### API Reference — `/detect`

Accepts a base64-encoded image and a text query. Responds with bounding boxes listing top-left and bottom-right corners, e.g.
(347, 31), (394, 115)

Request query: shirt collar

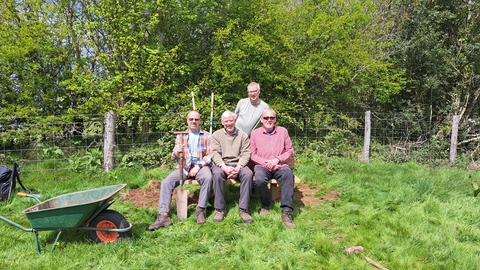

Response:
(188, 129), (204, 135)
(223, 128), (238, 136)
(263, 126), (276, 135)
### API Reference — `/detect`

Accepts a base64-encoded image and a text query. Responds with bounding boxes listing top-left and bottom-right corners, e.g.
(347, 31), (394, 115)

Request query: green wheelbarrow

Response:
(0, 184), (132, 255)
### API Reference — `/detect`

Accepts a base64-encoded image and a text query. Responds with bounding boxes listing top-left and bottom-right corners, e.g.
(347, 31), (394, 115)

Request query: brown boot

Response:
(239, 209), (253, 224)
(213, 209), (225, 223)
(146, 212), (172, 231)
(281, 210), (295, 228)
(259, 206), (270, 216)
(196, 206), (206, 224)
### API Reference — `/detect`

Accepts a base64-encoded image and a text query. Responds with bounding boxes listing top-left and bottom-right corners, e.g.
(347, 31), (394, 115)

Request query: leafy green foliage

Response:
(118, 138), (173, 169)
(68, 149), (103, 172)
(392, 0), (480, 121)
(38, 144), (65, 159)
(0, 0), (409, 153)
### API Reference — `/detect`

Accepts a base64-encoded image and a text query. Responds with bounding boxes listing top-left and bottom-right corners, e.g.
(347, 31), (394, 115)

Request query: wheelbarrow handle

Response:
(0, 215), (34, 232)
(17, 192), (42, 204)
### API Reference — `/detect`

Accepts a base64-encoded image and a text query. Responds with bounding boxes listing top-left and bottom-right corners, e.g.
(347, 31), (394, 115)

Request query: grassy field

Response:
(1, 157), (480, 269)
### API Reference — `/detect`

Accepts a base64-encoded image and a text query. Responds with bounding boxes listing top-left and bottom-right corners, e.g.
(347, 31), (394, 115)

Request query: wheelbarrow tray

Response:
(22, 184), (126, 230)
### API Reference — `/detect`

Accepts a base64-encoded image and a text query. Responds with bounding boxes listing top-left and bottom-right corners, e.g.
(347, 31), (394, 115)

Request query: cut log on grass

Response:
(344, 245), (364, 255)
(365, 256), (389, 270)
(344, 246), (389, 270)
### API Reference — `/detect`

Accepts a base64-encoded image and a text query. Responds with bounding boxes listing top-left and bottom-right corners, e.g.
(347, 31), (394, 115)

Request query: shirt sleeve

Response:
(201, 132), (212, 165)
(171, 134), (181, 160)
(234, 100), (241, 115)
(210, 132), (224, 166)
(277, 129), (294, 166)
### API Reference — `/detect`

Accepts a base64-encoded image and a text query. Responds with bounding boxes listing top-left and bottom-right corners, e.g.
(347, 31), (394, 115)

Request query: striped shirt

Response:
(172, 129), (211, 171)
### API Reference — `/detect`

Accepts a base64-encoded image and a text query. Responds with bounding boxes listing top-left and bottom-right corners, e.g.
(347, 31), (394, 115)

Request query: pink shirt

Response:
(250, 126), (294, 167)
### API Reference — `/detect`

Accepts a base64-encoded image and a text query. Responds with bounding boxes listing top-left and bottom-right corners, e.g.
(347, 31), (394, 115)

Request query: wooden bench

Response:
(183, 175), (301, 201)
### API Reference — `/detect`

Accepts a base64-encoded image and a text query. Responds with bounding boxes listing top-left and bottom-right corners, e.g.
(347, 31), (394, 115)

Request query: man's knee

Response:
(241, 167), (253, 178)
(254, 178), (267, 187)
(197, 171), (212, 183)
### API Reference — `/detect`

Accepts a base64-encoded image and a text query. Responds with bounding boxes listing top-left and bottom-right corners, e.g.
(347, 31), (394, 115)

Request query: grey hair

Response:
(248, 82), (260, 91)
(221, 110), (236, 120)
(262, 108), (276, 116)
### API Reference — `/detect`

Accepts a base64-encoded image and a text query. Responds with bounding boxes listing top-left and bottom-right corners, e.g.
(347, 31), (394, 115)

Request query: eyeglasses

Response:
(188, 118), (200, 121)
(263, 116), (276, 120)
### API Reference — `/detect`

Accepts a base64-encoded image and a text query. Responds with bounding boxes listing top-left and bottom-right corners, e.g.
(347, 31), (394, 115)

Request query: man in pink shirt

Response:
(249, 108), (295, 228)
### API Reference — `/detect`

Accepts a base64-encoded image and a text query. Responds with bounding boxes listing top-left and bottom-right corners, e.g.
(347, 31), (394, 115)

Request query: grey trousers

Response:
(212, 165), (253, 211)
(158, 167), (212, 213)
(254, 165), (294, 212)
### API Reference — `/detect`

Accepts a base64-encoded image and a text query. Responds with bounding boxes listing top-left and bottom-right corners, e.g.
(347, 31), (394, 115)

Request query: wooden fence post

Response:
(363, 110), (371, 162)
(449, 115), (460, 165)
(103, 111), (116, 172)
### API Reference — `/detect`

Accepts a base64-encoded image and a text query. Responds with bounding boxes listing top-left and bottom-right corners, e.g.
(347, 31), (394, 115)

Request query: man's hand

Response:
(222, 165), (239, 179)
(264, 158), (280, 171)
(188, 165), (200, 178)
(174, 144), (185, 156)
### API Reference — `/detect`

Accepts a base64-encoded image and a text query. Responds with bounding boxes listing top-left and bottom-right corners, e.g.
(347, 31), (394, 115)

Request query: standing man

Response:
(234, 82), (269, 136)
(147, 110), (213, 230)
(250, 108), (296, 228)
(210, 110), (254, 223)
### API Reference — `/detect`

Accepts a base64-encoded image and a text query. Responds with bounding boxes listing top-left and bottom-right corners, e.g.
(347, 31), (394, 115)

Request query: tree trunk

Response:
(450, 115), (460, 165)
(103, 111), (116, 172)
(363, 111), (371, 162)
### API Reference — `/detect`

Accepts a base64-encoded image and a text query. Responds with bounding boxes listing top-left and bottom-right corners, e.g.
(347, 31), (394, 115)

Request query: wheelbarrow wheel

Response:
(89, 210), (129, 243)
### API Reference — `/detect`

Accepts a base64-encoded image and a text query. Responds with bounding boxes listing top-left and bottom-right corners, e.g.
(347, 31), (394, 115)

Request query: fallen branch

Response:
(458, 136), (480, 146)
(365, 256), (389, 270)
(345, 245), (389, 270)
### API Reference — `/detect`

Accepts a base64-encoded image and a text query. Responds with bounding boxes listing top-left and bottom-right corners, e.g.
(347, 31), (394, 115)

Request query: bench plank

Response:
(182, 175), (301, 201)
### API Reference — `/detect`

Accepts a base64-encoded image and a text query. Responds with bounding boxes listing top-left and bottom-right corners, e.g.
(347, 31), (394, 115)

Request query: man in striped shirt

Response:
(147, 110), (213, 230)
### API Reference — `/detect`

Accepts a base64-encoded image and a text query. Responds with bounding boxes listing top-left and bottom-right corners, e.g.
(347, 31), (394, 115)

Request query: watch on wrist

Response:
(197, 163), (203, 169)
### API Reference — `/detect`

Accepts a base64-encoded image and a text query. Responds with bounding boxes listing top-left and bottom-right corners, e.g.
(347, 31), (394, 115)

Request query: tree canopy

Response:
(1, 0), (479, 127)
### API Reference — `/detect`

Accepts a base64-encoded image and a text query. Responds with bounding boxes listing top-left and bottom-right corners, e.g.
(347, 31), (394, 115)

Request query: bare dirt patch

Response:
(120, 180), (340, 209)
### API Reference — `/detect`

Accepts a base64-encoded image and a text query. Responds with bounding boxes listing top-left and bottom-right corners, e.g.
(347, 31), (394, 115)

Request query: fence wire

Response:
(1, 111), (479, 172)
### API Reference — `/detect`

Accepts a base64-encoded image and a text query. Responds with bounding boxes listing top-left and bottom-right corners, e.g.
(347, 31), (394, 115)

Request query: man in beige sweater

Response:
(210, 110), (253, 224)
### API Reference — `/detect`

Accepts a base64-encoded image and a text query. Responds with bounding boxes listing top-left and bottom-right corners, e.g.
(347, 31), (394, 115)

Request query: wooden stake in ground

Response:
(209, 92), (214, 134)
(191, 91), (196, 110)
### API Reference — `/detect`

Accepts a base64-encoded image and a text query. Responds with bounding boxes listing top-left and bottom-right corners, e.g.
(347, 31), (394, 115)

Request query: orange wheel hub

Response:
(95, 220), (119, 242)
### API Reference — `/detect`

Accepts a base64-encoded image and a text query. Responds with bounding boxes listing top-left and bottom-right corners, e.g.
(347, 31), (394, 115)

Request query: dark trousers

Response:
(212, 165), (253, 211)
(254, 165), (294, 212)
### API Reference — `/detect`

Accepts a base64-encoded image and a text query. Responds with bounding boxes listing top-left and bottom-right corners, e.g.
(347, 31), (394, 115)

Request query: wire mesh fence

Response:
(1, 110), (478, 173)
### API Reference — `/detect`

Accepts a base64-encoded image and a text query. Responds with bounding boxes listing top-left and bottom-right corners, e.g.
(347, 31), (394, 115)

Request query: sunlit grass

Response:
(1, 158), (480, 269)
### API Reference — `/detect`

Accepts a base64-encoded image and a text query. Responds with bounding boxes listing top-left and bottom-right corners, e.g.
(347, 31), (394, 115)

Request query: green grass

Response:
(2, 158), (480, 269)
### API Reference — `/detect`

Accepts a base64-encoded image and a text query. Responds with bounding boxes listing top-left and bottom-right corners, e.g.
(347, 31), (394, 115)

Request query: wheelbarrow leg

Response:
(33, 230), (41, 255)
(51, 230), (62, 252)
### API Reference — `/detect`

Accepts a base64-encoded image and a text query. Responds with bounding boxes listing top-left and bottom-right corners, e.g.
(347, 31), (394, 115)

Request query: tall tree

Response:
(0, 0), (72, 118)
(62, 0), (184, 118)
(394, 0), (480, 121)
(207, 0), (405, 116)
